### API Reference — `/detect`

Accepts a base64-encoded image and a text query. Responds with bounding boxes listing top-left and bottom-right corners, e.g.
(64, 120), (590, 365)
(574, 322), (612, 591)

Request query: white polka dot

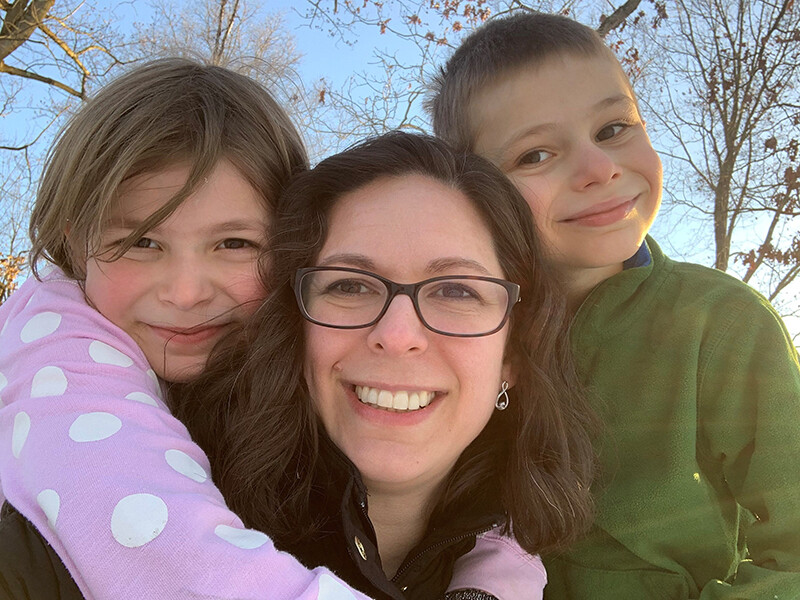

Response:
(146, 369), (159, 384)
(125, 391), (159, 407)
(68, 412), (122, 442)
(20, 312), (62, 343)
(89, 340), (134, 367)
(12, 411), (31, 458)
(0, 371), (6, 406)
(37, 489), (60, 529)
(111, 493), (168, 548)
(165, 449), (208, 483)
(318, 574), (357, 599)
(214, 524), (269, 549)
(30, 366), (68, 398)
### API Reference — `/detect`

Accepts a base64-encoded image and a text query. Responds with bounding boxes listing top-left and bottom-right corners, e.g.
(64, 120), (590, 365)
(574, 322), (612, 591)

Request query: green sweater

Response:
(543, 237), (800, 599)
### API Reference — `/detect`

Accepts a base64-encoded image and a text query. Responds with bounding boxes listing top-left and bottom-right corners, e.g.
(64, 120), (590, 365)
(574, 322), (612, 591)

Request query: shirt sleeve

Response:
(447, 528), (546, 600)
(0, 270), (372, 600)
(697, 291), (800, 599)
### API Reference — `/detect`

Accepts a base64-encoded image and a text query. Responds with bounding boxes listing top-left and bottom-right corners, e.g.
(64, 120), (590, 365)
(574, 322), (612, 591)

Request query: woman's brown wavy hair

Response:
(174, 132), (596, 555)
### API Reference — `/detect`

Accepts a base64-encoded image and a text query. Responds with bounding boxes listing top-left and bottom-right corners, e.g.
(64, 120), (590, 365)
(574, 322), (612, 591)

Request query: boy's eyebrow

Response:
(497, 93), (637, 152)
(317, 254), (492, 275)
(594, 94), (637, 112)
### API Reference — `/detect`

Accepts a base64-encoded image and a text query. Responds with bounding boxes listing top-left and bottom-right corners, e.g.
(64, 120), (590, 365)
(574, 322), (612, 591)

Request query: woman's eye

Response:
(132, 237), (158, 249)
(327, 279), (372, 295)
(516, 149), (552, 166)
(433, 283), (481, 301)
(219, 238), (256, 250)
(596, 123), (628, 142)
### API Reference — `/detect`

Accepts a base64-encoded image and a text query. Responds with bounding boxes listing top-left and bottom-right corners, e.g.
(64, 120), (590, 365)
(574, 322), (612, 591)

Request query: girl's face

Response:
(303, 174), (513, 497)
(84, 159), (267, 382)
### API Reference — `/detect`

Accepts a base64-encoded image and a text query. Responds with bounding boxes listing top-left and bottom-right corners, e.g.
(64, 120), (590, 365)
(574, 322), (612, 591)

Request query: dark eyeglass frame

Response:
(294, 266), (521, 338)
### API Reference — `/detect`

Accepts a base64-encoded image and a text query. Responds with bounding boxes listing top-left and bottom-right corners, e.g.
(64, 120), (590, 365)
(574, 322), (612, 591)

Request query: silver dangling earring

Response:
(495, 381), (510, 411)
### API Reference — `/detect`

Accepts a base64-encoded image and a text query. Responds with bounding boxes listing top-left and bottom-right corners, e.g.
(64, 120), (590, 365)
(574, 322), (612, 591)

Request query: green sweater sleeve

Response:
(697, 292), (800, 599)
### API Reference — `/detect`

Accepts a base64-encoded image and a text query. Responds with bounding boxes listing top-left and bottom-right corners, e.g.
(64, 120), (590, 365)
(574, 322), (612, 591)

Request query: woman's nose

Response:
(366, 294), (429, 355)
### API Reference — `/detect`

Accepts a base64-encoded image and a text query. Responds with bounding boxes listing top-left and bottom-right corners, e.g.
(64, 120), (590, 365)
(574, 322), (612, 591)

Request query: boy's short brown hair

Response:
(30, 58), (308, 279)
(427, 12), (619, 151)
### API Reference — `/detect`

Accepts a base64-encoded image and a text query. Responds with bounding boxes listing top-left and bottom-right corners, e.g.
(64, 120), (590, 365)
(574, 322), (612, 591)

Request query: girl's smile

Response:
(84, 159), (266, 382)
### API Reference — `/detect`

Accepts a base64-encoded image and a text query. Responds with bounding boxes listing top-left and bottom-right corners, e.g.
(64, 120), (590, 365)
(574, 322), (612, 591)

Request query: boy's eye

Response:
(218, 238), (257, 250)
(596, 123), (628, 142)
(132, 237), (159, 249)
(516, 149), (552, 166)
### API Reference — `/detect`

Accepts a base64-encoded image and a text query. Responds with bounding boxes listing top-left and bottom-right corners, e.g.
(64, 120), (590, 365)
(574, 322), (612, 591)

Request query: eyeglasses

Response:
(294, 267), (520, 338)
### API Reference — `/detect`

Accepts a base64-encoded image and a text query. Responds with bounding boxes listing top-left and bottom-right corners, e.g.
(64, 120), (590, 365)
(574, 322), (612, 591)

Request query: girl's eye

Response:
(219, 238), (256, 250)
(132, 237), (159, 249)
(516, 149), (552, 166)
(596, 123), (628, 142)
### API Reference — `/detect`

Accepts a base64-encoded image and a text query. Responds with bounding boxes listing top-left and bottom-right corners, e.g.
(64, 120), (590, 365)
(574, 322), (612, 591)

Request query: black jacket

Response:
(0, 502), (83, 600)
(279, 446), (504, 600)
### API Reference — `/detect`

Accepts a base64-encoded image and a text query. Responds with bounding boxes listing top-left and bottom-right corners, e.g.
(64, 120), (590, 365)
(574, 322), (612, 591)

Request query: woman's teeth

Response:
(355, 385), (434, 411)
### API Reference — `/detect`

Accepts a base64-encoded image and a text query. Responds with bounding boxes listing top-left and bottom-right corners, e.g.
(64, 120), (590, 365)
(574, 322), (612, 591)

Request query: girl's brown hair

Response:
(29, 57), (308, 279)
(175, 132), (596, 555)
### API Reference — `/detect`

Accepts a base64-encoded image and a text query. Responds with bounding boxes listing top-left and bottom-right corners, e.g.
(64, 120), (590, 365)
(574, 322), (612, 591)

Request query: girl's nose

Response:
(157, 258), (217, 310)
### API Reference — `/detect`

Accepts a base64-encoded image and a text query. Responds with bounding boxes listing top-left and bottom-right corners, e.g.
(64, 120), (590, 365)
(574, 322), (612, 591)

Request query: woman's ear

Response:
(501, 360), (516, 389)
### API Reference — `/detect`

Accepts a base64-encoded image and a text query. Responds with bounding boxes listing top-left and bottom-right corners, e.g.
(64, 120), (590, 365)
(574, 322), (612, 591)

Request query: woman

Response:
(175, 132), (597, 599)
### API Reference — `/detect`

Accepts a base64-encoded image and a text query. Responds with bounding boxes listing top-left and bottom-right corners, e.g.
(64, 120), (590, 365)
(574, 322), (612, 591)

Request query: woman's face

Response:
(303, 174), (513, 497)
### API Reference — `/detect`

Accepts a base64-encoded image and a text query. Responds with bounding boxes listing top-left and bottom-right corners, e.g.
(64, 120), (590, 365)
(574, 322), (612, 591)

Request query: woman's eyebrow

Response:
(317, 253), (376, 270)
(427, 257), (491, 275)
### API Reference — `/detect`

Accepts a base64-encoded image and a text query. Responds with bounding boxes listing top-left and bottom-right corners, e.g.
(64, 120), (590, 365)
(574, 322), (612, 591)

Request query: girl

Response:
(173, 132), (598, 599)
(0, 58), (372, 599)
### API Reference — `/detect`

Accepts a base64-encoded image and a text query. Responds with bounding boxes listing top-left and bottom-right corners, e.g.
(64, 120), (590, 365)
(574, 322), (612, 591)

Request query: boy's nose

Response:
(366, 295), (429, 355)
(157, 259), (216, 310)
(571, 144), (621, 189)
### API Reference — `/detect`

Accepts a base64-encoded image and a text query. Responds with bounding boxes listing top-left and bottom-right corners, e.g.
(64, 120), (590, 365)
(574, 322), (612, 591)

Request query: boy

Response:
(429, 12), (800, 599)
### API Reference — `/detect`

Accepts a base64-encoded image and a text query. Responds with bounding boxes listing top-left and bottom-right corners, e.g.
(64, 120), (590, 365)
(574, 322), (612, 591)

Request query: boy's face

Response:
(84, 160), (267, 383)
(470, 53), (662, 298)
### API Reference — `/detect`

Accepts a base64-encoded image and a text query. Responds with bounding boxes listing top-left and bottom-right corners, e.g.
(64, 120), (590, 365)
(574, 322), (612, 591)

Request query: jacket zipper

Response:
(390, 521), (499, 584)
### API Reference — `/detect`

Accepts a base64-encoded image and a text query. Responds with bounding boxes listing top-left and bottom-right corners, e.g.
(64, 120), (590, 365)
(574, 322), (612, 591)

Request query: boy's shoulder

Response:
(657, 244), (772, 313)
(645, 239), (789, 343)
(578, 238), (785, 343)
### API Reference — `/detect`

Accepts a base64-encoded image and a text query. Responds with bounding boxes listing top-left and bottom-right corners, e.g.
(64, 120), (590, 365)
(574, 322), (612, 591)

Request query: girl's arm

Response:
(0, 269), (370, 600)
(446, 527), (546, 600)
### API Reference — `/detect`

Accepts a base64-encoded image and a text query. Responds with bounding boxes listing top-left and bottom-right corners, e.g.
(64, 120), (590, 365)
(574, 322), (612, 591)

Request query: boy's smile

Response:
(470, 53), (663, 300)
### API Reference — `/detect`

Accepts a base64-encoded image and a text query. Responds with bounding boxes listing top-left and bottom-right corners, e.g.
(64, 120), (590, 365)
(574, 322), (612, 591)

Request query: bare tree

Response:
(0, 0), (318, 302)
(638, 0), (800, 314)
(298, 0), (643, 151)
(133, 0), (333, 159)
(0, 0), (130, 296)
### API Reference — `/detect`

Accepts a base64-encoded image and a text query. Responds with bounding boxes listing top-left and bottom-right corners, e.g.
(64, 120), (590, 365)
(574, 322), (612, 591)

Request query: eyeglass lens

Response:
(298, 269), (511, 335)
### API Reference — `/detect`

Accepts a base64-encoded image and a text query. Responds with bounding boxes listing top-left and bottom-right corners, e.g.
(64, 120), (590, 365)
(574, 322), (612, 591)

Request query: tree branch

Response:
(597, 0), (643, 37)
